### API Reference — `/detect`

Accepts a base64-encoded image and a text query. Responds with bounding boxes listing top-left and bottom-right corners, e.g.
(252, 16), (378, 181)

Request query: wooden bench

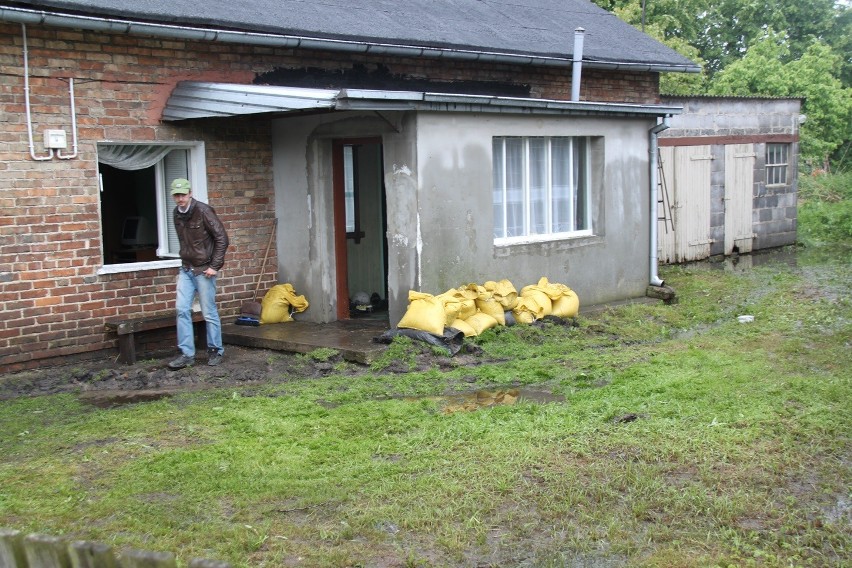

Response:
(105, 312), (205, 364)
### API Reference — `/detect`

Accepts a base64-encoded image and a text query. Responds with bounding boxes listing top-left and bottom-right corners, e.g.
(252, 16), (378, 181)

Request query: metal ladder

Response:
(657, 148), (674, 233)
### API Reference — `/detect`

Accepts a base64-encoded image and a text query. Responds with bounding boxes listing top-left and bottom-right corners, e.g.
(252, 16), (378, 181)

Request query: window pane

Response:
(505, 138), (524, 238)
(492, 138), (505, 239)
(766, 143), (788, 185)
(551, 138), (571, 232)
(529, 138), (548, 235)
(574, 139), (588, 230)
(492, 135), (592, 241)
(343, 146), (356, 232)
(164, 149), (189, 254)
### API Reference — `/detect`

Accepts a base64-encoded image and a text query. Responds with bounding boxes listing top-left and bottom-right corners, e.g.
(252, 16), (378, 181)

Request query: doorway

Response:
(332, 138), (389, 320)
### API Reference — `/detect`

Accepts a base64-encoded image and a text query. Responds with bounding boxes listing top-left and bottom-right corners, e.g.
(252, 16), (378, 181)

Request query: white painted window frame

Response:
(493, 136), (592, 246)
(766, 143), (789, 186)
(96, 141), (207, 275)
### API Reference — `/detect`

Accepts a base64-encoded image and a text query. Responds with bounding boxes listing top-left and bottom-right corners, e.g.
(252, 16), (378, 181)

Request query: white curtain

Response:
(97, 144), (172, 171)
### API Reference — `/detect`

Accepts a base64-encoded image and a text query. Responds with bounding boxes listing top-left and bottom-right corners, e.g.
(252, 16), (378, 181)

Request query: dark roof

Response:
(2, 0), (700, 72)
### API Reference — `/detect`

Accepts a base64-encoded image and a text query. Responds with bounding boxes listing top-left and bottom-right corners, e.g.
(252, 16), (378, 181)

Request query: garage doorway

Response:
(332, 138), (388, 320)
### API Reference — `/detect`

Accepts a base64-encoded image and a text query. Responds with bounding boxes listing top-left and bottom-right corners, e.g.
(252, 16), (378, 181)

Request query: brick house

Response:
(0, 0), (699, 371)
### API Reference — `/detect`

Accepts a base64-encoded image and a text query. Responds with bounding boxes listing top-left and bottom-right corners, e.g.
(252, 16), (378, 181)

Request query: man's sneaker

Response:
(168, 354), (195, 370)
(207, 349), (223, 366)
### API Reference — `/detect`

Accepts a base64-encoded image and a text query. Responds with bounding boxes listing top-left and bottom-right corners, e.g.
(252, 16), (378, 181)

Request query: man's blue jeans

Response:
(176, 268), (223, 357)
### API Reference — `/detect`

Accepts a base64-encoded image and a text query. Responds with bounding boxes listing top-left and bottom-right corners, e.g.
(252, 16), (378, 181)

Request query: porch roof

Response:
(162, 82), (684, 122)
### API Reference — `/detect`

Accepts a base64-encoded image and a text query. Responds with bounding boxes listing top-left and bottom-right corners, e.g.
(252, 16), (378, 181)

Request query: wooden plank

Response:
(23, 534), (71, 568)
(68, 541), (119, 568)
(105, 313), (204, 335)
(119, 550), (177, 568)
(188, 559), (232, 568)
(0, 528), (27, 568)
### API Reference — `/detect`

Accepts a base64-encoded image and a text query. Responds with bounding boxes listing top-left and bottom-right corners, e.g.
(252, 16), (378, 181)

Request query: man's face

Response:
(173, 191), (192, 208)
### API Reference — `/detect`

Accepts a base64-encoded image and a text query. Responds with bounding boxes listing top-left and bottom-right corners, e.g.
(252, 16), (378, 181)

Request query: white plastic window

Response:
(493, 136), (591, 243)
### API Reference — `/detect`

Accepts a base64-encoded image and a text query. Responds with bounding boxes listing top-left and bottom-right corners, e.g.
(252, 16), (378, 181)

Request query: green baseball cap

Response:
(170, 178), (192, 195)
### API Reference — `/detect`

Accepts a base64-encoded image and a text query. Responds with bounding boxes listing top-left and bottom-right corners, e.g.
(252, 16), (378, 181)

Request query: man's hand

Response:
(204, 267), (218, 278)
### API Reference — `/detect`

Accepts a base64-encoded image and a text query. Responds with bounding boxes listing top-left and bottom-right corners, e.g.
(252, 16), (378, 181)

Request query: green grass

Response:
(1, 244), (850, 567)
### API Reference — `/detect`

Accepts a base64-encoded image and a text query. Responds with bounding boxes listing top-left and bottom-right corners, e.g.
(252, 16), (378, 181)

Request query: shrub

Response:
(797, 171), (852, 245)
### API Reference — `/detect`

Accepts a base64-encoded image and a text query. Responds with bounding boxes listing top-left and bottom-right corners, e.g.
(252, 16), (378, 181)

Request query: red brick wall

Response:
(0, 22), (659, 370)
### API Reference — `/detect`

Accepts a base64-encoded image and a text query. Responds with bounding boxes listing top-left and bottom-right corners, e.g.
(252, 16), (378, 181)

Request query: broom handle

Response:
(254, 218), (277, 301)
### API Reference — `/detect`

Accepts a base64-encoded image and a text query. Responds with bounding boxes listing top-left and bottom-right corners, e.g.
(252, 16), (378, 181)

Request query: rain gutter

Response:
(0, 5), (702, 73)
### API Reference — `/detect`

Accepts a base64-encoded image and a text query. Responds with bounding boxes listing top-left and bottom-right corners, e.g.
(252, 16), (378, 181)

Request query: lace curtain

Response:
(97, 144), (173, 171)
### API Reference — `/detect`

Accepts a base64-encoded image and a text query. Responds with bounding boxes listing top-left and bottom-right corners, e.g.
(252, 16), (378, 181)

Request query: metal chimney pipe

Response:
(571, 27), (585, 102)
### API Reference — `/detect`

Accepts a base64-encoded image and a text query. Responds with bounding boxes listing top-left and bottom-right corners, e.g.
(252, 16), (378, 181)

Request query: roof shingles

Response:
(6, 0), (700, 70)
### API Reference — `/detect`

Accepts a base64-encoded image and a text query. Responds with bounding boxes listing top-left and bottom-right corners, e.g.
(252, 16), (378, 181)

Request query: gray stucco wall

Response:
(272, 111), (406, 322)
(412, 113), (656, 317)
(273, 110), (658, 325)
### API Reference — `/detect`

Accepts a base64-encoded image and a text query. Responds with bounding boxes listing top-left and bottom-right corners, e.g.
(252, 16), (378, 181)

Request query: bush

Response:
(798, 171), (852, 245)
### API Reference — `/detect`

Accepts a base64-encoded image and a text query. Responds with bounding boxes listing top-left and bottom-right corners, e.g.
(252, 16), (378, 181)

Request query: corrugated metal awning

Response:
(163, 83), (339, 121)
(162, 82), (683, 121)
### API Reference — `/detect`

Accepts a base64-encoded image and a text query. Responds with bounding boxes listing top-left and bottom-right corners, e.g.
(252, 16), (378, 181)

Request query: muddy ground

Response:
(0, 336), (495, 404)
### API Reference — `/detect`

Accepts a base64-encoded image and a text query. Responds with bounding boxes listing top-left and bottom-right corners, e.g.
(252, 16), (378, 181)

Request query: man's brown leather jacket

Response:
(173, 199), (229, 273)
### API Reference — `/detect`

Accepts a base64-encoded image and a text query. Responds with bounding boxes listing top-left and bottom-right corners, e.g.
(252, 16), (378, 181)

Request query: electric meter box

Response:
(44, 129), (67, 149)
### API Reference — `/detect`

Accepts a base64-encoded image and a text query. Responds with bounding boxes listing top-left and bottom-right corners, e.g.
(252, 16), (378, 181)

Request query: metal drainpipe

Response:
(57, 77), (78, 159)
(571, 28), (585, 102)
(22, 23), (53, 161)
(648, 116), (670, 287)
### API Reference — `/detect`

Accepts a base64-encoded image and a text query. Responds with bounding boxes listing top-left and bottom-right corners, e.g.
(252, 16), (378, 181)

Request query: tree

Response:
(592, 0), (851, 85)
(592, 0), (852, 166)
(709, 34), (852, 165)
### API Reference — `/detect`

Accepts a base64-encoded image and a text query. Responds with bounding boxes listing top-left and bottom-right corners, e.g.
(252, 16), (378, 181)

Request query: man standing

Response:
(168, 178), (229, 370)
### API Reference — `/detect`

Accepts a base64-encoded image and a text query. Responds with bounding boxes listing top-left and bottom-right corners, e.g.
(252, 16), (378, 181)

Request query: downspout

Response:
(22, 23), (53, 161)
(648, 116), (669, 286)
(571, 28), (585, 102)
(57, 78), (78, 159)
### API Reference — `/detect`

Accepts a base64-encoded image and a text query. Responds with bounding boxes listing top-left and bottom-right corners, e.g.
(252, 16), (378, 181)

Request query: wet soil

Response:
(0, 340), (490, 402)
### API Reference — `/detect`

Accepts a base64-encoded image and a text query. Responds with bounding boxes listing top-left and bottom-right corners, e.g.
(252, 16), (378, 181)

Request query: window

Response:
(492, 136), (591, 243)
(97, 142), (207, 268)
(766, 143), (789, 185)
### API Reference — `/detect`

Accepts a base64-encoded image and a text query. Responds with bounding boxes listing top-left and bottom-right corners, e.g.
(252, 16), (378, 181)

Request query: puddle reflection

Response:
(80, 389), (176, 408)
(414, 388), (565, 414)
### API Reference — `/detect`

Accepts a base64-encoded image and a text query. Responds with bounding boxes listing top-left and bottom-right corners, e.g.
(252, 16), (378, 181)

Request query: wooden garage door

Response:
(658, 145), (713, 263)
(724, 144), (755, 254)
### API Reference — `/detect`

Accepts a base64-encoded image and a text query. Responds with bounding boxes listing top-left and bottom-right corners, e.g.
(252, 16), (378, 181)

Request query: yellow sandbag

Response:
(458, 284), (482, 299)
(260, 283), (309, 324)
(484, 279), (518, 310)
(530, 277), (567, 300)
(551, 288), (580, 318)
(512, 296), (544, 324)
(449, 318), (477, 337)
(439, 288), (477, 320)
(465, 312), (499, 335)
(439, 294), (462, 325)
(398, 291), (445, 335)
(475, 296), (506, 326)
(520, 287), (552, 316)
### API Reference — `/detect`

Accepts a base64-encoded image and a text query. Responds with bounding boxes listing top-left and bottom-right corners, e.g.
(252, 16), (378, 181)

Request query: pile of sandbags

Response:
(397, 277), (579, 337)
(259, 283), (310, 324)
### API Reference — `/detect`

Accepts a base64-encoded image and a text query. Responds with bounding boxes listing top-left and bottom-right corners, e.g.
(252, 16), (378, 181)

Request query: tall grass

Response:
(798, 171), (852, 245)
